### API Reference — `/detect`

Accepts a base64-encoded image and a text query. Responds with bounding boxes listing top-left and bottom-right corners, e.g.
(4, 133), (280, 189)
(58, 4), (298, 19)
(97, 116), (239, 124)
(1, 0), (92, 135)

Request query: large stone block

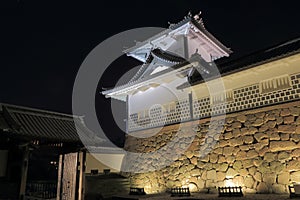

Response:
(206, 180), (216, 188)
(255, 112), (265, 119)
(184, 151), (194, 159)
(243, 159), (254, 168)
(190, 157), (198, 166)
(229, 137), (244, 146)
(239, 145), (250, 151)
(269, 141), (298, 152)
(213, 147), (223, 155)
(218, 155), (226, 163)
(290, 107), (300, 116)
(257, 182), (269, 193)
(244, 135), (254, 144)
(258, 162), (271, 173)
(259, 124), (269, 132)
(239, 168), (249, 176)
(284, 116), (295, 124)
(264, 152), (277, 162)
(287, 160), (300, 171)
(232, 175), (244, 186)
(267, 121), (277, 129)
(247, 114), (257, 121)
(240, 128), (249, 136)
(226, 168), (238, 178)
(236, 151), (247, 160)
(254, 139), (269, 151)
(224, 132), (233, 140)
(258, 146), (269, 157)
(296, 126), (300, 134)
(253, 172), (262, 182)
(237, 115), (247, 123)
(233, 129), (242, 137)
(219, 140), (229, 147)
(223, 146), (235, 156)
(276, 116), (284, 125)
(292, 149), (300, 157)
(296, 117), (300, 125)
(252, 118), (264, 127)
(277, 125), (296, 133)
(278, 152), (291, 162)
(196, 179), (205, 189)
(216, 171), (226, 181)
(270, 161), (284, 173)
(277, 172), (290, 185)
(280, 133), (290, 141)
(254, 132), (268, 141)
(248, 127), (258, 134)
(247, 168), (255, 177)
(269, 132), (280, 140)
(190, 168), (201, 176)
(291, 171), (300, 182)
(217, 163), (229, 172)
(226, 155), (235, 163)
(280, 108), (291, 117)
(207, 170), (217, 180)
(247, 150), (258, 159)
(262, 173), (276, 184)
(233, 160), (243, 170)
(265, 113), (276, 121)
(253, 157), (263, 167)
(244, 176), (255, 188)
(232, 122), (242, 129)
(272, 184), (286, 194)
(291, 134), (300, 142)
(209, 153), (218, 163)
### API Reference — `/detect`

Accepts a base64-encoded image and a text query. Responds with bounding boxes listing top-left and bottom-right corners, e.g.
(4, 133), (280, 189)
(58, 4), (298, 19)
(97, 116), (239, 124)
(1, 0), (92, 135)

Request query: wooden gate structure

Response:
(57, 152), (86, 200)
(0, 103), (102, 200)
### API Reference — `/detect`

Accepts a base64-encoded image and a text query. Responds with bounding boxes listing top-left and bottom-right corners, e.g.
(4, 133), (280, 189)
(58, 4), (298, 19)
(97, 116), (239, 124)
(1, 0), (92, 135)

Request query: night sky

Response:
(1, 1), (300, 145)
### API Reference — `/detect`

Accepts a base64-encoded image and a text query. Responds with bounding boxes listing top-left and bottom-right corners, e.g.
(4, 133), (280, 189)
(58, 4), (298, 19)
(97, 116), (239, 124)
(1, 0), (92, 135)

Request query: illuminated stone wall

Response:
(124, 101), (300, 194)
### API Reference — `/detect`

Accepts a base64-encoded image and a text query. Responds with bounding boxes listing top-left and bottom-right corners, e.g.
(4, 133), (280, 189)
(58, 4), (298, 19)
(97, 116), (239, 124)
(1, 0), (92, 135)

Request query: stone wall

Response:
(124, 101), (300, 194)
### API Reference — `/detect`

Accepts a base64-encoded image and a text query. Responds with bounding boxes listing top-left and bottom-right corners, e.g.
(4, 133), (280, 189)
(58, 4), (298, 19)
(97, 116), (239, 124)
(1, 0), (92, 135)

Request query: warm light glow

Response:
(224, 179), (235, 187)
(188, 183), (198, 192)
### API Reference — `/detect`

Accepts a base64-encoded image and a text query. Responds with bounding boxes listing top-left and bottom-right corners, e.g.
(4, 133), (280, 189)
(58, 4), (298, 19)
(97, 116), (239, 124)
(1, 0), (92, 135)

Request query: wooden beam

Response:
(19, 145), (30, 200)
(56, 154), (64, 200)
(78, 151), (86, 200)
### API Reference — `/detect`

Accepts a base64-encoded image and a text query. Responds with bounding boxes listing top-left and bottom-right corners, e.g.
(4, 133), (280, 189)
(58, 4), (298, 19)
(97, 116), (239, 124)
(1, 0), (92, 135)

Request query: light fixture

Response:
(218, 186), (243, 197)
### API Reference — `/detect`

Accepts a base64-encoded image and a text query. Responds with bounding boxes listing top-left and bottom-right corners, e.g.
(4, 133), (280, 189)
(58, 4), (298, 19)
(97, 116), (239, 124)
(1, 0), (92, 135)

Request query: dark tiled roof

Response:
(177, 37), (300, 89)
(218, 37), (300, 74)
(0, 103), (105, 145)
(0, 111), (9, 131)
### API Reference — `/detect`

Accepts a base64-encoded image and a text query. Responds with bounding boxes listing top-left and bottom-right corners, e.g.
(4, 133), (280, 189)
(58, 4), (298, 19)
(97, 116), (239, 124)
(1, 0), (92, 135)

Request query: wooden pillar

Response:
(78, 151), (86, 200)
(19, 145), (30, 200)
(189, 92), (193, 119)
(56, 154), (64, 200)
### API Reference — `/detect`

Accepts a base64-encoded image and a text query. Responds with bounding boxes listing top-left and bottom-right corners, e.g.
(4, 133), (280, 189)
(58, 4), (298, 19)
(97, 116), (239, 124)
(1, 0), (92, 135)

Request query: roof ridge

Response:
(216, 36), (300, 66)
(0, 103), (80, 119)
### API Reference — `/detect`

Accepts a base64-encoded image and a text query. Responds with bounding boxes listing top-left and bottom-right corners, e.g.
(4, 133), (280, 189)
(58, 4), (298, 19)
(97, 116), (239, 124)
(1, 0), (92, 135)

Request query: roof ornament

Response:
(193, 11), (202, 21)
(168, 21), (175, 27)
(184, 11), (192, 19)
